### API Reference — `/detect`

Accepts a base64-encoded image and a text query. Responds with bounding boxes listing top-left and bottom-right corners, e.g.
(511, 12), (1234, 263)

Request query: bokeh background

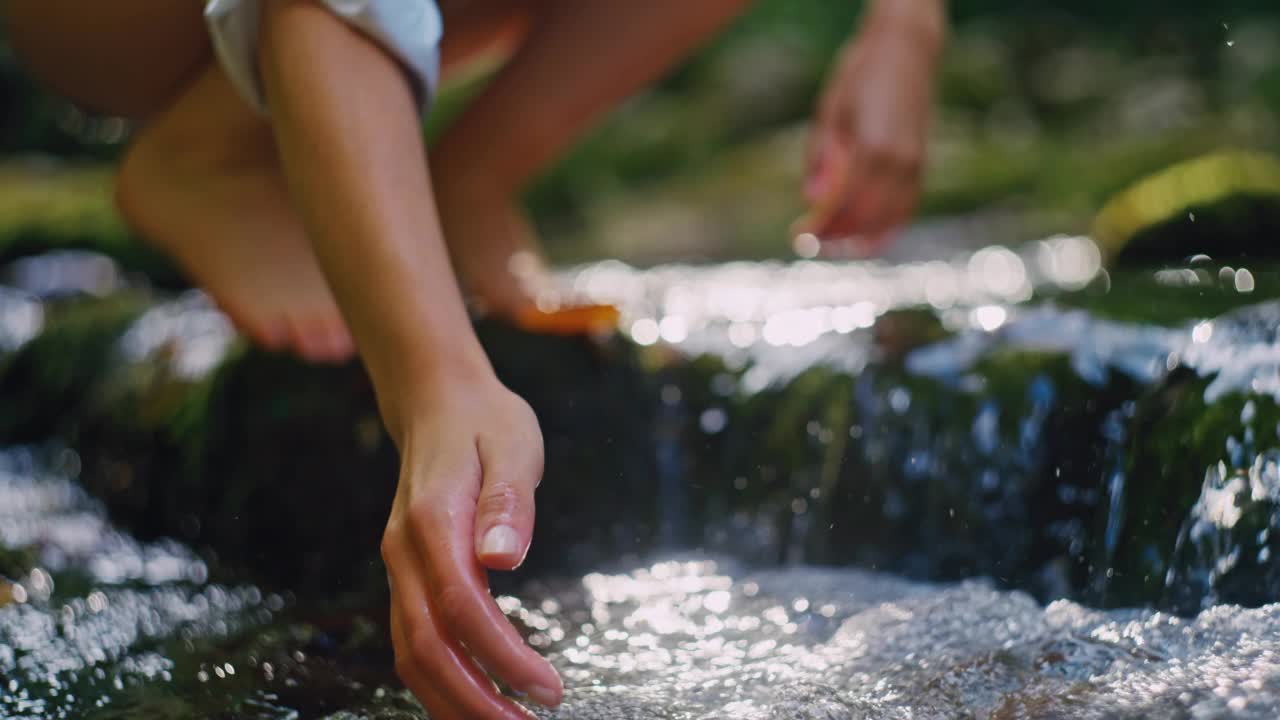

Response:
(1, 0), (1277, 271)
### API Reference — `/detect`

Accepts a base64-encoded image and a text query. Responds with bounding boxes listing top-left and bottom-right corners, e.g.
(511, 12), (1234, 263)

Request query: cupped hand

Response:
(380, 375), (561, 719)
(796, 6), (944, 257)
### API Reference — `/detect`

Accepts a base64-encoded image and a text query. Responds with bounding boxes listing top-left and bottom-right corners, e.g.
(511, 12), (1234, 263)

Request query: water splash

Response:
(1182, 301), (1280, 403)
(508, 559), (1280, 719)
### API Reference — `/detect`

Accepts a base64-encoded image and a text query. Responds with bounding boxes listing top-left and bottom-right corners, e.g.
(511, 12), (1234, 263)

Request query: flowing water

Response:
(1, 241), (1279, 718)
(2, 449), (1280, 719)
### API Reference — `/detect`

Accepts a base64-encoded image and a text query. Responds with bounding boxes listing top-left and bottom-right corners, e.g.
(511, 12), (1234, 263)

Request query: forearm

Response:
(257, 0), (488, 438)
(865, 0), (947, 55)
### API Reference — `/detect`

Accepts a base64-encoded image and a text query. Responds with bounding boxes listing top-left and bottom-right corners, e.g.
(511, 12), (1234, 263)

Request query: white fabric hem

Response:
(204, 0), (442, 116)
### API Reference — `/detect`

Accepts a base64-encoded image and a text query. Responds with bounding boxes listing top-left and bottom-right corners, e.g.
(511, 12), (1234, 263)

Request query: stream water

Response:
(2, 447), (1280, 719)
(1, 240), (1279, 718)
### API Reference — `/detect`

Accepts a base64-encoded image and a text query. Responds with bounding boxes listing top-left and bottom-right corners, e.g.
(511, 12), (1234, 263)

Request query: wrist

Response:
(865, 0), (947, 56)
(371, 334), (498, 448)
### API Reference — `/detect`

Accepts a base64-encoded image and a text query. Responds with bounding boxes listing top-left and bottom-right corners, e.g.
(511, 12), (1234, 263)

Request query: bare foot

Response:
(432, 174), (615, 337)
(116, 68), (354, 363)
(433, 173), (550, 319)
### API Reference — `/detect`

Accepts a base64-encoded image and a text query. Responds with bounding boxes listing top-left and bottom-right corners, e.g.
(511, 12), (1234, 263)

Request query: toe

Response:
(297, 316), (354, 364)
(256, 317), (291, 353)
(314, 320), (353, 364)
(219, 302), (287, 352)
(286, 315), (332, 363)
(327, 321), (357, 362)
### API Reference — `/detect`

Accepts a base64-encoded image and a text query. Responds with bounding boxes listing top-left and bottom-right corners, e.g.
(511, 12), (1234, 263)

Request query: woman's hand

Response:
(254, 3), (560, 716)
(380, 373), (562, 719)
(796, 0), (945, 256)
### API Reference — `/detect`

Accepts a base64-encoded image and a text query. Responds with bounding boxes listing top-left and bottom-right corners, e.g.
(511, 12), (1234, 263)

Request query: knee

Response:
(439, 0), (534, 78)
(1, 0), (211, 118)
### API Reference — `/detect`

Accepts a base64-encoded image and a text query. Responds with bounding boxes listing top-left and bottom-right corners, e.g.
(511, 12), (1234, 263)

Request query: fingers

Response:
(798, 33), (926, 255)
(810, 151), (881, 241)
(801, 142), (921, 254)
(793, 136), (850, 240)
(474, 423), (544, 570)
(384, 536), (536, 719)
(389, 601), (460, 720)
(862, 178), (918, 254)
(406, 453), (563, 708)
(805, 122), (847, 207)
(804, 55), (854, 208)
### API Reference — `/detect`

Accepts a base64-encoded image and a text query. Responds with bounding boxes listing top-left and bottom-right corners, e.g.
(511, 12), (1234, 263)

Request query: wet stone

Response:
(1086, 302), (1280, 611)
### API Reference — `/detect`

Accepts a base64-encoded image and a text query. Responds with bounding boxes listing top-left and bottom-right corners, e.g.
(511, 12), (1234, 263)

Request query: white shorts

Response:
(204, 0), (443, 115)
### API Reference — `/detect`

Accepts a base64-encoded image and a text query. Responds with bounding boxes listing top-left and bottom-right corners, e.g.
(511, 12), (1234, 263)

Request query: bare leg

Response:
(431, 0), (750, 318)
(255, 2), (563, 713)
(2, 0), (529, 360)
(115, 63), (356, 358)
(5, 0), (747, 342)
(437, 0), (533, 76)
(3, 0), (354, 358)
(2, 0), (210, 118)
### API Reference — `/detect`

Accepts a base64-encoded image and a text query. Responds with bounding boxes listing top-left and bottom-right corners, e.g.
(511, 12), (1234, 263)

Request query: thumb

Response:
(473, 430), (543, 571)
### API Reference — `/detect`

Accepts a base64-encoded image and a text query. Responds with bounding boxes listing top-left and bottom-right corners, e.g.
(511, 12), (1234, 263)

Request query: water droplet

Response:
(1235, 268), (1255, 293)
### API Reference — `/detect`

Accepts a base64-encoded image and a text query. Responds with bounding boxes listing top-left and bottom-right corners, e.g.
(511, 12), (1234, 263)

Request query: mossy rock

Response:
(1095, 151), (1280, 265)
(1084, 302), (1280, 612)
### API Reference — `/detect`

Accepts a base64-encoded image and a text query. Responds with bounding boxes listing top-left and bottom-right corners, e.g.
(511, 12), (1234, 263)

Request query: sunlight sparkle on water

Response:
(119, 292), (235, 379)
(972, 305), (1008, 332)
(629, 318), (660, 346)
(564, 236), (1105, 387)
(1193, 321), (1215, 344)
(0, 288), (43, 353)
(1237, 268), (1257, 293)
(485, 558), (1280, 718)
(659, 315), (689, 344)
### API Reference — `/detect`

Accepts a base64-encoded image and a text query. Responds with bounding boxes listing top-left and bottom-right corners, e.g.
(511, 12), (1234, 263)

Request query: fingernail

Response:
(525, 683), (560, 708)
(480, 525), (520, 557)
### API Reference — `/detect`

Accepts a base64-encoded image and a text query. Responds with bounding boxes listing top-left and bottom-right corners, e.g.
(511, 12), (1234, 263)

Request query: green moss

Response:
(0, 293), (149, 440)
(1093, 378), (1280, 611)
(1095, 152), (1280, 260)
(0, 164), (181, 284)
(1051, 265), (1280, 327)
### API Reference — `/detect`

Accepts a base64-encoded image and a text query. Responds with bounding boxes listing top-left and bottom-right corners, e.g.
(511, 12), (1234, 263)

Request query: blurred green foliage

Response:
(1, 1), (1278, 268)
